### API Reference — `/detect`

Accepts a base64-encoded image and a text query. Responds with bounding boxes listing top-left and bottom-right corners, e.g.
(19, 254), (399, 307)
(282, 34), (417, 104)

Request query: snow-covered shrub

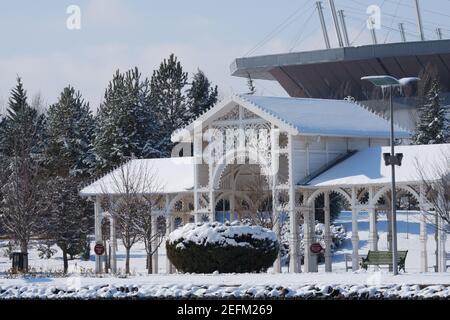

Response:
(280, 222), (347, 265)
(37, 242), (57, 259)
(166, 221), (279, 273)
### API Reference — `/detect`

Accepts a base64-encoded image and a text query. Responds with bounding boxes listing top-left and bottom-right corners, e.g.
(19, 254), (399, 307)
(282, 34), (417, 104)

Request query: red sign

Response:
(310, 243), (323, 254)
(94, 243), (105, 255)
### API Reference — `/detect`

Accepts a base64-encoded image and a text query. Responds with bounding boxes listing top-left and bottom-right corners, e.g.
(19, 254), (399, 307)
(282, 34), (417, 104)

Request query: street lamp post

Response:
(361, 75), (419, 275)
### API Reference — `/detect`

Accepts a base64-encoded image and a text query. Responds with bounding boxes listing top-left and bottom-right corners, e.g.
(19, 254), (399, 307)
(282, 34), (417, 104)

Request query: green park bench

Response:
(361, 250), (408, 272)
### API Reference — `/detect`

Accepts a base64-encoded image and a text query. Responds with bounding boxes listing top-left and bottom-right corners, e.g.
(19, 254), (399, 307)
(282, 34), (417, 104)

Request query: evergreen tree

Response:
(94, 67), (155, 172)
(150, 54), (189, 156)
(43, 176), (90, 273)
(187, 69), (218, 118)
(46, 86), (95, 178)
(0, 78), (46, 262)
(44, 86), (95, 262)
(0, 78), (45, 158)
(412, 80), (449, 144)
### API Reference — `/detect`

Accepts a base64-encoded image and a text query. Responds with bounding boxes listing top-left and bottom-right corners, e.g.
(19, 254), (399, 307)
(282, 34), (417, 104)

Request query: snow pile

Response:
(168, 221), (277, 250)
(0, 282), (449, 299)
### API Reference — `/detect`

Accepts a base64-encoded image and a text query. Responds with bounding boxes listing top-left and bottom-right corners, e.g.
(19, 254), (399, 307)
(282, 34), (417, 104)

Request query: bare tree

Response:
(102, 160), (164, 274)
(236, 171), (272, 228)
(234, 166), (289, 230)
(136, 193), (165, 274)
(1, 160), (44, 259)
(416, 151), (450, 230)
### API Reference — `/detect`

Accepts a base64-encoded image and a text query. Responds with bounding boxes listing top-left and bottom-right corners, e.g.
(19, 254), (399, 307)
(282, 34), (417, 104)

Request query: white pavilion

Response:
(80, 94), (449, 274)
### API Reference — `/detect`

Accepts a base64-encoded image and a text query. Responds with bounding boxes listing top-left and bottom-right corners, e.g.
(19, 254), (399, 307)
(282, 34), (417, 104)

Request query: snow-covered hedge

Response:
(166, 221), (279, 273)
(280, 222), (348, 265)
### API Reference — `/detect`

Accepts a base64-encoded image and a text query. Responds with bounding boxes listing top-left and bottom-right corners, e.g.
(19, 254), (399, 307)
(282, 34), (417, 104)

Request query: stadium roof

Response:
(231, 40), (450, 99)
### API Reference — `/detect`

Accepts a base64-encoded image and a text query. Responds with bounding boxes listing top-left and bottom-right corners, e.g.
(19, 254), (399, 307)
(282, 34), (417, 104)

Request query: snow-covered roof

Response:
(304, 144), (450, 187)
(239, 95), (410, 138)
(172, 95), (410, 142)
(79, 157), (195, 196)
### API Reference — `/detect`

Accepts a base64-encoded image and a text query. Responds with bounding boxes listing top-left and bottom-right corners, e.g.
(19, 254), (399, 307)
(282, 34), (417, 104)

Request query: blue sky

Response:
(1, 0), (449, 110)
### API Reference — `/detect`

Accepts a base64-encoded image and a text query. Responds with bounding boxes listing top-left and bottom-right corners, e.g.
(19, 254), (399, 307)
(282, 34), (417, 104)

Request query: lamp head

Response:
(361, 75), (420, 87)
(361, 75), (400, 86)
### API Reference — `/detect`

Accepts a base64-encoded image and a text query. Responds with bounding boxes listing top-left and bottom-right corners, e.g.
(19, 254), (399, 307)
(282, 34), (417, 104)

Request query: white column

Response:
(387, 208), (393, 251)
(288, 134), (300, 273)
(110, 215), (117, 274)
(385, 194), (392, 251)
(420, 209), (428, 272)
(193, 165), (200, 223)
(324, 191), (332, 272)
(94, 197), (103, 274)
(368, 206), (378, 251)
(271, 125), (281, 273)
(209, 190), (215, 222)
(437, 194), (447, 273)
(437, 214), (443, 272)
(272, 197), (281, 273)
(289, 209), (300, 273)
(440, 222), (447, 273)
(166, 215), (174, 274)
(310, 200), (318, 272)
(207, 122), (215, 223)
(351, 187), (360, 271)
(230, 168), (236, 220)
(419, 185), (428, 272)
(193, 121), (201, 223)
(151, 215), (159, 274)
(368, 187), (378, 252)
(303, 206), (312, 273)
(230, 194), (235, 220)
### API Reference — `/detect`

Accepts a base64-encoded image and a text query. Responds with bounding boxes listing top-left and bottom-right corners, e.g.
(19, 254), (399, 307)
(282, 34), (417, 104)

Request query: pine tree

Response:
(0, 78), (46, 262)
(44, 86), (95, 262)
(46, 86), (95, 178)
(1, 78), (45, 158)
(94, 67), (155, 172)
(187, 69), (218, 118)
(412, 80), (449, 144)
(43, 176), (90, 273)
(150, 54), (189, 156)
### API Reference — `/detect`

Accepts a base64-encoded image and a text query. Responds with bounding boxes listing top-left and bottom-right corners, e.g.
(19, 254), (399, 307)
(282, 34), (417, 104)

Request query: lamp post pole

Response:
(389, 85), (399, 275)
(361, 75), (419, 275)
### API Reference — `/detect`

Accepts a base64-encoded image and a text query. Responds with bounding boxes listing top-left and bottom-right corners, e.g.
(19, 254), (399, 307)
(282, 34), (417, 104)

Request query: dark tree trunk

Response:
(108, 244), (111, 271)
(147, 253), (152, 274)
(103, 239), (109, 273)
(20, 241), (27, 254)
(125, 247), (130, 274)
(62, 247), (68, 274)
(20, 241), (29, 272)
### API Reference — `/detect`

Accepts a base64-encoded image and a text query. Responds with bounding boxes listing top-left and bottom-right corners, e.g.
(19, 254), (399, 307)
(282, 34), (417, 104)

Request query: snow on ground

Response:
(0, 211), (449, 299)
(326, 210), (449, 273)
